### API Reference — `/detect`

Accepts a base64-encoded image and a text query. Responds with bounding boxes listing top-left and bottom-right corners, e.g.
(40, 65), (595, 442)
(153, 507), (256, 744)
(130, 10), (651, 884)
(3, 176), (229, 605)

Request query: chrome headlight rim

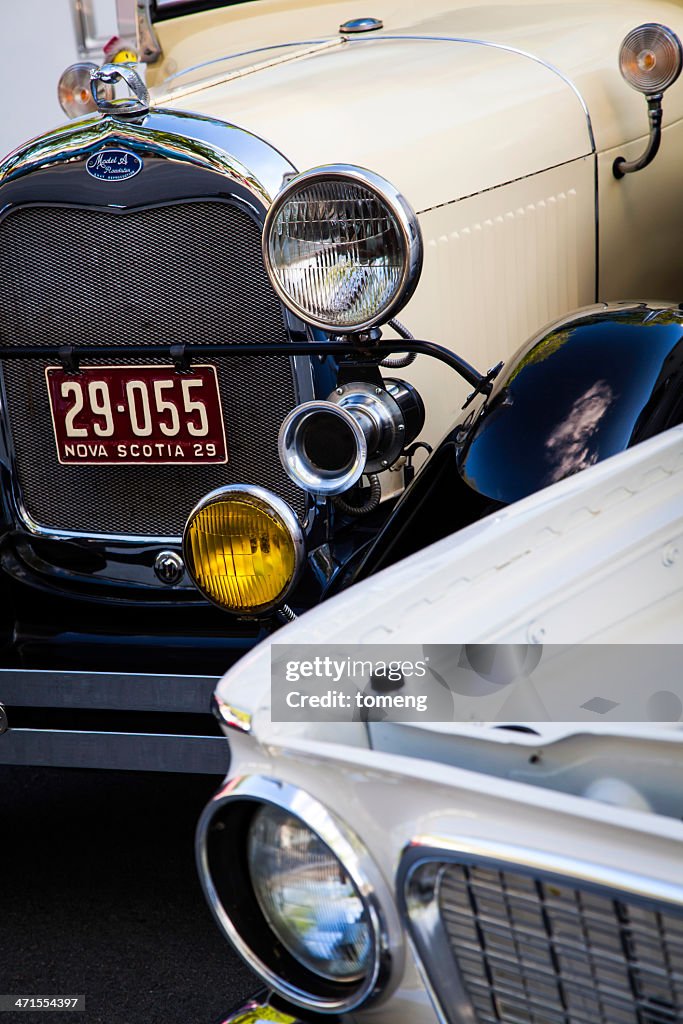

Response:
(262, 163), (424, 334)
(196, 775), (403, 1013)
(182, 484), (305, 615)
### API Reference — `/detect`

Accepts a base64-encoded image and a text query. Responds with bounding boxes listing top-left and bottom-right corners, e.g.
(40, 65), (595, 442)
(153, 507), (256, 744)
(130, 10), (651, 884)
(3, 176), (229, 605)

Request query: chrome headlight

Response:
(263, 165), (423, 332)
(196, 777), (403, 1013)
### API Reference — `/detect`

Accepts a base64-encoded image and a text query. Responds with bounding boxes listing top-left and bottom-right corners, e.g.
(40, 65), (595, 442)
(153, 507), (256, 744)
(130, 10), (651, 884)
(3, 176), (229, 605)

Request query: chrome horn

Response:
(279, 380), (424, 496)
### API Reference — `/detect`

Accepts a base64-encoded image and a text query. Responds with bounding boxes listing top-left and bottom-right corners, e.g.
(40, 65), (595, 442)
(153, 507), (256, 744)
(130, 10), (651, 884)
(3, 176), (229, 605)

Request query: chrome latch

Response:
(90, 63), (150, 118)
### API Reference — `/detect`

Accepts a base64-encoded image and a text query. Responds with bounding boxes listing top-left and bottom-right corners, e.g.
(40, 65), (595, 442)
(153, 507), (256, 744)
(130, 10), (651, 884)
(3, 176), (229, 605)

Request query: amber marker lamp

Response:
(614, 23), (683, 177)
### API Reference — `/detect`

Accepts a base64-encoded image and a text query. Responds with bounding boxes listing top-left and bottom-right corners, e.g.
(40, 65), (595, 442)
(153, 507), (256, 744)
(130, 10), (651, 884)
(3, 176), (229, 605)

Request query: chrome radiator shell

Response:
(0, 109), (310, 585)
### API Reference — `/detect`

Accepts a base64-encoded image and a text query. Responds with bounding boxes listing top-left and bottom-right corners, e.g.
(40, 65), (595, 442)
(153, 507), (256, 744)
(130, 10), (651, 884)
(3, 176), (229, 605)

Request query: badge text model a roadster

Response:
(1, 0), (683, 773)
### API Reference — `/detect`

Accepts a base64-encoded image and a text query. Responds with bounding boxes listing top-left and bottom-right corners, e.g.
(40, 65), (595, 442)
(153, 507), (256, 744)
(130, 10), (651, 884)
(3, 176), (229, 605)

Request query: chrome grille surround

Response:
(399, 840), (683, 1024)
(0, 109), (312, 586)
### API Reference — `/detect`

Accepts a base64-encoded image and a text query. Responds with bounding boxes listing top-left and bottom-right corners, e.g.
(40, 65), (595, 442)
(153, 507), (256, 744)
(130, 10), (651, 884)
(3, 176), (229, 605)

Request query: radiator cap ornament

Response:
(86, 149), (143, 182)
(340, 17), (383, 32)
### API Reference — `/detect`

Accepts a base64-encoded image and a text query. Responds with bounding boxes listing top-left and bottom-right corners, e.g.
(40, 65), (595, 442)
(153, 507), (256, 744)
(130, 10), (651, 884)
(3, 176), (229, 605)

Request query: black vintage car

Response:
(1, 38), (683, 774)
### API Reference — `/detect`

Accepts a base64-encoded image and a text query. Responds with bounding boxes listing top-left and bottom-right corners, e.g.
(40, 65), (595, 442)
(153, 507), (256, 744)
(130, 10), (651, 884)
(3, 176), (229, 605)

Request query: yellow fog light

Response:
(183, 486), (304, 615)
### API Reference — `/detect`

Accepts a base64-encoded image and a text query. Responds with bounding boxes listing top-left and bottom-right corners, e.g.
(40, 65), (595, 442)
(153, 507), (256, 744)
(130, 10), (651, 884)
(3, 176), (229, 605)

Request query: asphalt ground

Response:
(0, 767), (256, 1024)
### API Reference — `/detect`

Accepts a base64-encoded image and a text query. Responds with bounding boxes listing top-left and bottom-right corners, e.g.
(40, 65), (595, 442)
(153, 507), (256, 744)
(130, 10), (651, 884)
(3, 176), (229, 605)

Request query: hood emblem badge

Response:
(86, 149), (143, 182)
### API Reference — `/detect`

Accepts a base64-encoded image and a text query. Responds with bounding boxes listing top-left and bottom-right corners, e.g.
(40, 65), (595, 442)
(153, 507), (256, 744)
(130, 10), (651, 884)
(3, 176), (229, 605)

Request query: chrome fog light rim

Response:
(196, 775), (403, 1013)
(182, 484), (305, 615)
(263, 164), (423, 333)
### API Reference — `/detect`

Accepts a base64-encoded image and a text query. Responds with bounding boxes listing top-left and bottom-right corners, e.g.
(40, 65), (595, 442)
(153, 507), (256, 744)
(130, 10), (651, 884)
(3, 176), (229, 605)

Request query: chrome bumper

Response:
(0, 668), (229, 773)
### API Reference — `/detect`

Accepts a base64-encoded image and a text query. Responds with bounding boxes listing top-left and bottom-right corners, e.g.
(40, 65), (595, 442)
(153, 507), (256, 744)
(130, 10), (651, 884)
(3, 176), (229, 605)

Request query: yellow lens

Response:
(184, 489), (302, 614)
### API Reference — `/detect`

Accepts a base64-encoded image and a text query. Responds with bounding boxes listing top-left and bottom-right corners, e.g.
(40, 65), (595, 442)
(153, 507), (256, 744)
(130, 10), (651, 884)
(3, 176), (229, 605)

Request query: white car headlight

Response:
(263, 165), (423, 332)
(247, 804), (372, 980)
(196, 777), (404, 1013)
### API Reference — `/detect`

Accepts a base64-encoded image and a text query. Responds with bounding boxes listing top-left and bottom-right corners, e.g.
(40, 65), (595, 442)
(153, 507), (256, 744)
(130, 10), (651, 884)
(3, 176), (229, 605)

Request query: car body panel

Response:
(209, 732), (683, 1024)
(458, 304), (683, 504)
(400, 157), (598, 431)
(214, 422), (683, 744)
(149, 0), (683, 157)
(156, 34), (593, 214)
(206, 422), (683, 1021)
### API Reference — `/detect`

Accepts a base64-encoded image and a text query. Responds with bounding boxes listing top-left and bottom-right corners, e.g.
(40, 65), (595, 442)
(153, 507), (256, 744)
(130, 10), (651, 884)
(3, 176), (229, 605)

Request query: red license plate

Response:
(45, 364), (228, 465)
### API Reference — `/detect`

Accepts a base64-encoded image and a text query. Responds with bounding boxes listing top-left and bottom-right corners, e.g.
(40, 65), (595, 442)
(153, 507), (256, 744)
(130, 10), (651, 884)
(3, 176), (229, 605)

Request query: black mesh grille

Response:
(0, 202), (305, 535)
(437, 863), (683, 1024)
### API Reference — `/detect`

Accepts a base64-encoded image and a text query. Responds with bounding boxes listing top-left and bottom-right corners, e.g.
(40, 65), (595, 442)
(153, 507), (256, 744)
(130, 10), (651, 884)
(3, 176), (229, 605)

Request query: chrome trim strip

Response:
(162, 39), (332, 86)
(159, 39), (343, 103)
(196, 775), (404, 1013)
(0, 667), (220, 713)
(0, 728), (229, 773)
(398, 834), (683, 1024)
(402, 834), (683, 909)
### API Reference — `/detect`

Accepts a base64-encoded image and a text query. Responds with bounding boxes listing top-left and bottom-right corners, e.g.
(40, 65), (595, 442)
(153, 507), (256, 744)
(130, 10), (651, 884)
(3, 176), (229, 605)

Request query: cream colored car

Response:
(69, 0), (683, 440)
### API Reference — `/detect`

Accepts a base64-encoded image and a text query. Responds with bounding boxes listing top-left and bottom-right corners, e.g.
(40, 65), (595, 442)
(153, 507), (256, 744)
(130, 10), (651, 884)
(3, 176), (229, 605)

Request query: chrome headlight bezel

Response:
(196, 775), (404, 1013)
(262, 164), (423, 333)
(182, 484), (305, 615)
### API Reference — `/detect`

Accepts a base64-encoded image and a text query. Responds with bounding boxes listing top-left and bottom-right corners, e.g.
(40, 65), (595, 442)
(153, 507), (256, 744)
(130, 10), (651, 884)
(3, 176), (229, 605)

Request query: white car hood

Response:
(216, 425), (683, 756)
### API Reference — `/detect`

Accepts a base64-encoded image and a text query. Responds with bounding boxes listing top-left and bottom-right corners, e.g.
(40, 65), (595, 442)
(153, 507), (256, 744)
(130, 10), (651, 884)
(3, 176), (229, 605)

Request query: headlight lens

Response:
(619, 23), (683, 94)
(248, 805), (373, 981)
(183, 486), (303, 614)
(263, 165), (423, 332)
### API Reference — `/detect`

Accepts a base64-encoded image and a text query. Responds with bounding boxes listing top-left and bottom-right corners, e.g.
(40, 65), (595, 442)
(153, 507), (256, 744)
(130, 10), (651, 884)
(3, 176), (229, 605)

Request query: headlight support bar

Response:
(0, 340), (500, 402)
